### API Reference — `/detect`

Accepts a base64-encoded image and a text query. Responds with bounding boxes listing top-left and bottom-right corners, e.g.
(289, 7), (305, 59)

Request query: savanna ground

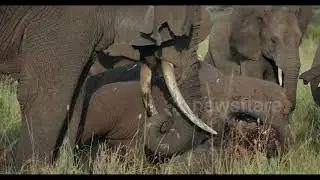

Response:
(0, 29), (320, 174)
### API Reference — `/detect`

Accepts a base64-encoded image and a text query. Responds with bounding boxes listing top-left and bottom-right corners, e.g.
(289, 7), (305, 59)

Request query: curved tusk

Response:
(161, 61), (217, 135)
(318, 82), (320, 88)
(278, 68), (283, 87)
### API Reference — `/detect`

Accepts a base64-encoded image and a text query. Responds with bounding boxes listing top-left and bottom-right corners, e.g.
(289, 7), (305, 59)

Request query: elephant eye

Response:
(270, 36), (277, 45)
(257, 17), (264, 24)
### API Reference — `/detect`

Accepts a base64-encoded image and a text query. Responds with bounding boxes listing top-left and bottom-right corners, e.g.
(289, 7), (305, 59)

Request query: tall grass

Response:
(0, 37), (319, 174)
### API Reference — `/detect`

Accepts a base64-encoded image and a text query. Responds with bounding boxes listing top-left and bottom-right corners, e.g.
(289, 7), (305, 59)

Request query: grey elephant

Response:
(0, 5), (217, 168)
(204, 6), (313, 111)
(299, 40), (320, 105)
(70, 61), (291, 170)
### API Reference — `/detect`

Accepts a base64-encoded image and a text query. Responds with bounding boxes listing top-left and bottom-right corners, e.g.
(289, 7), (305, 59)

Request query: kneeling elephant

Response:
(74, 62), (292, 170)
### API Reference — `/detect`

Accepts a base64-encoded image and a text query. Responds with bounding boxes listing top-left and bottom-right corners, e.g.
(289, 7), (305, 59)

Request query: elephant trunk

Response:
(299, 44), (320, 106)
(145, 112), (208, 162)
(279, 48), (300, 111)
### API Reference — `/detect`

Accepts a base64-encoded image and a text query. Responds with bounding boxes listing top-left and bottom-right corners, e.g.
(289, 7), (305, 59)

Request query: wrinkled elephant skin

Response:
(0, 5), (214, 168)
(205, 6), (313, 111)
(73, 62), (292, 167)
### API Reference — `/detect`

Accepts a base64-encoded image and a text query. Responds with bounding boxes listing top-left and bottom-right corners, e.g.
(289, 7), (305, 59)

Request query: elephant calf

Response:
(74, 62), (292, 169)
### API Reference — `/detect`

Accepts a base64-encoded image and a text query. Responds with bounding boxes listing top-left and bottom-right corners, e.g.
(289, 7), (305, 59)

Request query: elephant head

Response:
(146, 62), (292, 160)
(230, 6), (272, 61)
(204, 6), (273, 80)
(112, 6), (217, 136)
(261, 6), (313, 110)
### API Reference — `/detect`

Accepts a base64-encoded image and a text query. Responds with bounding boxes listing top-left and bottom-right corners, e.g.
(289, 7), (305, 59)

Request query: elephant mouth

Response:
(263, 55), (284, 88)
(222, 111), (282, 159)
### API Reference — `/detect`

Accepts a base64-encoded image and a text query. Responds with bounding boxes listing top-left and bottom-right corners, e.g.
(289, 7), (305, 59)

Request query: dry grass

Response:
(0, 37), (319, 174)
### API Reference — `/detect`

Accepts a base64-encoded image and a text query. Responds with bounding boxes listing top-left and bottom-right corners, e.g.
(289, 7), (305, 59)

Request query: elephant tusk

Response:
(140, 64), (158, 116)
(278, 68), (283, 87)
(318, 82), (320, 88)
(257, 117), (261, 125)
(161, 61), (217, 135)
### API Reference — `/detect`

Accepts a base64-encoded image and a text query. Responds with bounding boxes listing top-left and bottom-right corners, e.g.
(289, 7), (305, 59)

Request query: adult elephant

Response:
(299, 40), (320, 105)
(71, 61), (291, 169)
(0, 5), (216, 168)
(204, 6), (313, 111)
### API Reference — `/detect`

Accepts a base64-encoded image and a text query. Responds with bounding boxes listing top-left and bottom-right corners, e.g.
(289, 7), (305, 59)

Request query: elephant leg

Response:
(14, 59), (86, 169)
(63, 76), (90, 155)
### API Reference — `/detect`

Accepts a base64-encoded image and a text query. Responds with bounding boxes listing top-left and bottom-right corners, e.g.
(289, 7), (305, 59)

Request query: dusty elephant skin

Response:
(68, 63), (208, 168)
(299, 41), (320, 106)
(71, 62), (291, 171)
(204, 6), (313, 111)
(147, 62), (292, 164)
(0, 6), (215, 169)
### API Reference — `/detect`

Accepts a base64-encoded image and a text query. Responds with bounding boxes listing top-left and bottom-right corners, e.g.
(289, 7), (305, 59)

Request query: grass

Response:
(0, 37), (320, 174)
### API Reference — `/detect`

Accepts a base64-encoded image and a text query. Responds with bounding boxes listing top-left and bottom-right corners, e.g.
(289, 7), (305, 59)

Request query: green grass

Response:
(305, 25), (320, 40)
(0, 38), (320, 174)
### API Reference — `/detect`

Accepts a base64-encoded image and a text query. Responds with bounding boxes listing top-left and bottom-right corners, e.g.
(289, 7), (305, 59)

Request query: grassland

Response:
(0, 36), (319, 174)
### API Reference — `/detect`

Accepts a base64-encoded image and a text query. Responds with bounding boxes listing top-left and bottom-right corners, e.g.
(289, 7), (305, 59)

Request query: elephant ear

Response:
(150, 6), (196, 45)
(287, 6), (313, 36)
(230, 6), (272, 61)
(115, 6), (199, 47)
(115, 6), (155, 46)
(199, 6), (213, 43)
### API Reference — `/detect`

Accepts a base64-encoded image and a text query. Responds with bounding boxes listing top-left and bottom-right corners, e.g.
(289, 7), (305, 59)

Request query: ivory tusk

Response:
(278, 68), (283, 87)
(140, 64), (158, 116)
(257, 117), (261, 125)
(162, 61), (217, 135)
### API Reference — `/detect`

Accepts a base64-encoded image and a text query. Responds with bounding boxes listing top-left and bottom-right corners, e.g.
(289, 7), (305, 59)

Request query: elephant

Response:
(204, 6), (313, 111)
(0, 5), (217, 168)
(147, 61), (292, 161)
(299, 40), (320, 105)
(69, 60), (291, 170)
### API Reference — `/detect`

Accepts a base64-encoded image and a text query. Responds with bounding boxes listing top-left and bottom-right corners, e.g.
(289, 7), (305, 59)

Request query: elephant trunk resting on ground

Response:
(204, 6), (313, 111)
(0, 5), (217, 168)
(299, 40), (320, 106)
(72, 61), (291, 169)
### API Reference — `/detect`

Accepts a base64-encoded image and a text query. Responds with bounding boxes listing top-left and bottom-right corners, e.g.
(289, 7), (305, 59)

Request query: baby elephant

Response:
(75, 62), (292, 170)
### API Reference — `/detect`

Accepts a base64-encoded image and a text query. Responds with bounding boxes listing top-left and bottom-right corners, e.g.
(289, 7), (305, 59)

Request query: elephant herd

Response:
(0, 5), (318, 172)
